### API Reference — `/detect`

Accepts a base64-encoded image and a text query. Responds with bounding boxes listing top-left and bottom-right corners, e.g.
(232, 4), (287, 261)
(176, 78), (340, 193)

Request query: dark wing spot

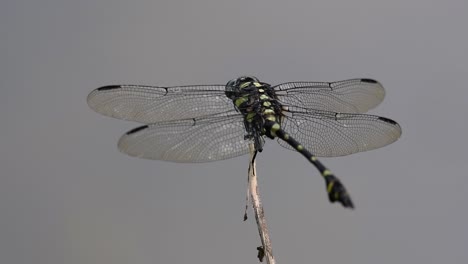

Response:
(360, 79), (378, 84)
(96, 85), (122, 91)
(126, 125), (148, 135)
(378, 116), (398, 125)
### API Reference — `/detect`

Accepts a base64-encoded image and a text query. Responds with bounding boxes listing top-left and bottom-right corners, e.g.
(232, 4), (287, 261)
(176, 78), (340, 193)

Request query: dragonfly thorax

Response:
(224, 76), (283, 151)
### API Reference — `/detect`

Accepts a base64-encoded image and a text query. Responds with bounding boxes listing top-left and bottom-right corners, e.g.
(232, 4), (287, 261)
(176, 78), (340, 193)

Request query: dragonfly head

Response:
(225, 76), (260, 99)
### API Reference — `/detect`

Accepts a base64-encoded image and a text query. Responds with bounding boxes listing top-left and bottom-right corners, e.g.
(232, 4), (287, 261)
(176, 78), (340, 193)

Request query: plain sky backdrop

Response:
(2, 0), (468, 263)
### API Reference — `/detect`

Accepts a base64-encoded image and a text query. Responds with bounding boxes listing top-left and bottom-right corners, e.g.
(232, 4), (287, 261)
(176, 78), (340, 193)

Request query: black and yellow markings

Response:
(246, 112), (256, 122)
(264, 120), (354, 209)
(235, 96), (248, 108)
(323, 170), (335, 194)
(269, 122), (281, 137)
(239, 81), (262, 89)
(239, 82), (251, 89)
(323, 174), (353, 208)
(326, 180), (335, 193)
(263, 109), (275, 116)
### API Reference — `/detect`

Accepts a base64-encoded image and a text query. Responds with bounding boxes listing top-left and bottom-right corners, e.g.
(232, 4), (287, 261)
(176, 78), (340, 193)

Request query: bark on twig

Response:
(248, 143), (276, 264)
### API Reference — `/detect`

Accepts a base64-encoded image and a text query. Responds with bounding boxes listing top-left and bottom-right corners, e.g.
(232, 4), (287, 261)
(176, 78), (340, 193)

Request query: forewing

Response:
(278, 109), (401, 157)
(274, 79), (385, 113)
(118, 115), (250, 162)
(87, 84), (233, 123)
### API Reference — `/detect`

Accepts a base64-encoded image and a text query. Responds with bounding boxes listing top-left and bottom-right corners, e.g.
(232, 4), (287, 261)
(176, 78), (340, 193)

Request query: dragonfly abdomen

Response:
(263, 119), (354, 208)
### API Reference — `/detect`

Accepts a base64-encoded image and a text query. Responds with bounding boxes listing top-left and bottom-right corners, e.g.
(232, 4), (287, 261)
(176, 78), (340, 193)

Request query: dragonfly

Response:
(87, 76), (401, 209)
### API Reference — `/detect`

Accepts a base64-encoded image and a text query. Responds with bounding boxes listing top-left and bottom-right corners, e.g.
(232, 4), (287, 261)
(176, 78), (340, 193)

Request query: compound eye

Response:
(226, 76), (260, 88)
(242, 76), (259, 83)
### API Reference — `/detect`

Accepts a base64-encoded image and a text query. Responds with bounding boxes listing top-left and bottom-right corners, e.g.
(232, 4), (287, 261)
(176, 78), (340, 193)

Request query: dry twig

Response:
(247, 143), (276, 264)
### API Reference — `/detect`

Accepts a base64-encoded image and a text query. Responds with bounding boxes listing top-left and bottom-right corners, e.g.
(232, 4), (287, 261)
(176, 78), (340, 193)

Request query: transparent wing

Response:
(118, 114), (251, 162)
(87, 84), (233, 124)
(278, 108), (401, 157)
(274, 79), (385, 113)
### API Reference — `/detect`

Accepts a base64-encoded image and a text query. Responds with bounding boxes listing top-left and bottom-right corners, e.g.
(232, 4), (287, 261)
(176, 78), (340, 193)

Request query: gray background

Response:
(2, 0), (467, 263)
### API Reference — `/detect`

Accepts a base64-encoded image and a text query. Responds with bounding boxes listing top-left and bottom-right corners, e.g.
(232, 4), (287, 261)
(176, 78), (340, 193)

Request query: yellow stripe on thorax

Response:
(235, 96), (248, 107)
(239, 82), (251, 89)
